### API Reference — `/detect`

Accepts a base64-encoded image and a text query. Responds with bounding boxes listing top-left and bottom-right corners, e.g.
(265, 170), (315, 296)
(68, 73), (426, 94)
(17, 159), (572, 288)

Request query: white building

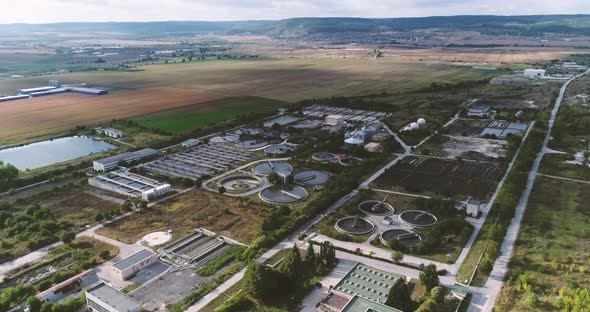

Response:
(181, 138), (200, 148)
(524, 69), (546, 78)
(86, 282), (141, 312)
(111, 249), (158, 280)
(37, 269), (99, 303)
(93, 148), (158, 172)
(344, 129), (366, 148)
(88, 170), (171, 200)
(96, 127), (124, 138)
(365, 142), (382, 153)
(324, 114), (346, 126)
(467, 105), (493, 118)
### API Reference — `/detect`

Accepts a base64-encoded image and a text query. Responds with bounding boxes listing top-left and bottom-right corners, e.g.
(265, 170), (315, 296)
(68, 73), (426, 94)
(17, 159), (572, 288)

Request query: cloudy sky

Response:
(1, 0), (589, 24)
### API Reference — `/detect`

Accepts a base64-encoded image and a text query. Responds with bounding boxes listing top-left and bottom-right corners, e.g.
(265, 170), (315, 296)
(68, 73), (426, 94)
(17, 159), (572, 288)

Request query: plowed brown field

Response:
(0, 87), (223, 141)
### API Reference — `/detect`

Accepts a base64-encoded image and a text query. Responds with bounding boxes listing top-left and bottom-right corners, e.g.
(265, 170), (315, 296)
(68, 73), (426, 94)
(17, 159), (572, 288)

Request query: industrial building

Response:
(111, 249), (158, 280)
(18, 86), (58, 94)
(93, 148), (158, 172)
(88, 170), (171, 200)
(0, 94), (31, 102)
(324, 114), (346, 126)
(364, 142), (382, 153)
(37, 269), (99, 303)
(181, 138), (200, 148)
(467, 105), (494, 118)
(344, 129), (366, 148)
(304, 105), (389, 123)
(96, 127), (124, 138)
(317, 263), (406, 312)
(86, 282), (141, 312)
(523, 69), (546, 78)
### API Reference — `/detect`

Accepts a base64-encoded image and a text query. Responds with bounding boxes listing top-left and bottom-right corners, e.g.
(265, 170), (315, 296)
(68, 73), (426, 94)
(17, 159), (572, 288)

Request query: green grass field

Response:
(131, 96), (285, 134)
(495, 176), (590, 311)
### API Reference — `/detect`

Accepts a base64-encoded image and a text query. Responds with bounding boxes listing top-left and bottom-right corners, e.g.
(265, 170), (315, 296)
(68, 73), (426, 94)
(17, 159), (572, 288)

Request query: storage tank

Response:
(410, 122), (420, 130)
(417, 118), (426, 125)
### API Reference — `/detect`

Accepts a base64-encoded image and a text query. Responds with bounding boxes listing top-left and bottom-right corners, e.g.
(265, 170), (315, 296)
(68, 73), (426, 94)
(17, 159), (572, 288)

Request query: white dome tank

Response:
(410, 122), (420, 130)
(417, 118), (426, 125)
(403, 127), (412, 132)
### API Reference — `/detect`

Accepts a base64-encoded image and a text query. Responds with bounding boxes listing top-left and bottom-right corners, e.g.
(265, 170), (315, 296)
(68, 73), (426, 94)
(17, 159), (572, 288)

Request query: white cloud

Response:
(0, 0), (588, 23)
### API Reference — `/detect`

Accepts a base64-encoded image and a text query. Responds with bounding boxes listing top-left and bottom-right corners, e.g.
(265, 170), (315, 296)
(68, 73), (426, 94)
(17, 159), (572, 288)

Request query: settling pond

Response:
(0, 136), (116, 170)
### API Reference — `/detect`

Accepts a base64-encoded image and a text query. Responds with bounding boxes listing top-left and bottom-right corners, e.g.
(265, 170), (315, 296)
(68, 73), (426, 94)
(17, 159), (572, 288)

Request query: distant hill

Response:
(2, 15), (590, 38)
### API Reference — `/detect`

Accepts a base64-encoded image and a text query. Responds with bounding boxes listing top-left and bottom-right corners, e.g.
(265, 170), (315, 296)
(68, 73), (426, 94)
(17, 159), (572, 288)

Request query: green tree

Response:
(305, 243), (316, 270)
(268, 172), (281, 184)
(0, 161), (19, 190)
(0, 199), (10, 211)
(385, 278), (413, 311)
(60, 231), (76, 244)
(242, 262), (280, 302)
(392, 250), (404, 264)
(94, 212), (104, 222)
(416, 298), (436, 312)
(218, 186), (226, 194)
(26, 296), (42, 312)
(420, 264), (439, 292)
(121, 200), (133, 212)
(279, 245), (303, 281)
(99, 249), (110, 260)
(430, 286), (445, 303)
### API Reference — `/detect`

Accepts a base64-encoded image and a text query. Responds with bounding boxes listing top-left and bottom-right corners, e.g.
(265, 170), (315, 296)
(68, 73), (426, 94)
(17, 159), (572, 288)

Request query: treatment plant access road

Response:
(469, 69), (590, 312)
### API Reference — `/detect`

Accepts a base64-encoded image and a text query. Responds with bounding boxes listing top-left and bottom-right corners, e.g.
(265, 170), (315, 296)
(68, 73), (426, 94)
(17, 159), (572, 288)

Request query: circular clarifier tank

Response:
(380, 229), (422, 248)
(312, 152), (337, 162)
(358, 200), (394, 216)
(219, 175), (264, 193)
(293, 170), (331, 186)
(235, 140), (268, 149)
(252, 161), (293, 175)
(259, 185), (309, 204)
(335, 216), (376, 235)
(339, 157), (363, 166)
(264, 144), (291, 156)
(398, 210), (438, 227)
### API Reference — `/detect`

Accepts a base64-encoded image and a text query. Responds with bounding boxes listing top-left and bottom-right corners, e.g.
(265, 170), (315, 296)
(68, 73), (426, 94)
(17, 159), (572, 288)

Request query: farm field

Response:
(132, 96), (285, 134)
(495, 177), (590, 311)
(0, 58), (496, 102)
(0, 87), (223, 143)
(95, 190), (263, 244)
(372, 156), (501, 200)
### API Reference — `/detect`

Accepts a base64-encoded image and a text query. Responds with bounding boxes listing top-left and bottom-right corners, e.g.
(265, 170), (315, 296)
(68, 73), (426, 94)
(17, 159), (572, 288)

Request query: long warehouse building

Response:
(93, 148), (158, 172)
(88, 170), (171, 200)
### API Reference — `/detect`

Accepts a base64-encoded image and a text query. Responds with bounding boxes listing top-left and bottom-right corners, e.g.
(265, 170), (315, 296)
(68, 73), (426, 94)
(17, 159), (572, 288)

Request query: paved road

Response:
(469, 69), (590, 312)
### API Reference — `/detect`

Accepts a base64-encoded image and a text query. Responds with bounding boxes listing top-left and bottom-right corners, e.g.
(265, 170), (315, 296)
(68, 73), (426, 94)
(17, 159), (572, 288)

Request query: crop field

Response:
(385, 46), (587, 65)
(373, 156), (500, 200)
(132, 96), (285, 134)
(495, 177), (590, 311)
(0, 58), (495, 102)
(96, 190), (263, 244)
(0, 88), (223, 143)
